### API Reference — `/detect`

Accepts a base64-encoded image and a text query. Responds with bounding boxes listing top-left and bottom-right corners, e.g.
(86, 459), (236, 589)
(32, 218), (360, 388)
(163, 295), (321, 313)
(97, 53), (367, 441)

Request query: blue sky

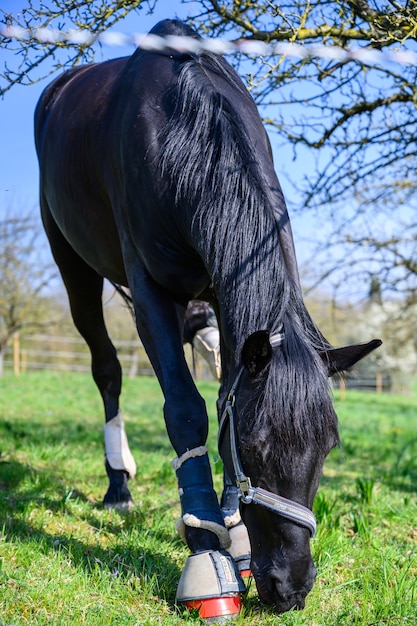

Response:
(0, 1), (201, 215)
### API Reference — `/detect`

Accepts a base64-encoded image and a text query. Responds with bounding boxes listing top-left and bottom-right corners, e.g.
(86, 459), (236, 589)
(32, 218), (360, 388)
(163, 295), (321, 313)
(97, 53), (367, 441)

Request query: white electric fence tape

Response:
(1, 24), (417, 66)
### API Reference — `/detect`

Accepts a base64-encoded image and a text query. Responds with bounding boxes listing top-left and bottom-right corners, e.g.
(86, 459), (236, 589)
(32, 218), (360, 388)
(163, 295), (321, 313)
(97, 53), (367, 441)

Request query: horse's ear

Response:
(242, 330), (272, 377)
(320, 339), (382, 377)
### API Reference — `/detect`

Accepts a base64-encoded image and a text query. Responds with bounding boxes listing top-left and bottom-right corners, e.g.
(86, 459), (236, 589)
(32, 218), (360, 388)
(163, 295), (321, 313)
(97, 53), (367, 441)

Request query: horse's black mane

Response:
(160, 54), (286, 347)
(159, 49), (338, 465)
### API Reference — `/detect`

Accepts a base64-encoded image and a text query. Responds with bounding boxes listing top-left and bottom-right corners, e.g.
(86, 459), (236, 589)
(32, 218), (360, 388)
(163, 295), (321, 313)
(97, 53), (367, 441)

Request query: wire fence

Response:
(3, 333), (391, 393)
(3, 333), (213, 380)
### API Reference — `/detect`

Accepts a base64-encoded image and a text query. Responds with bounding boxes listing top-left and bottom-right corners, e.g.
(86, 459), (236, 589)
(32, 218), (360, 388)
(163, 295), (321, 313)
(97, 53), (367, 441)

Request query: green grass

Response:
(0, 372), (417, 625)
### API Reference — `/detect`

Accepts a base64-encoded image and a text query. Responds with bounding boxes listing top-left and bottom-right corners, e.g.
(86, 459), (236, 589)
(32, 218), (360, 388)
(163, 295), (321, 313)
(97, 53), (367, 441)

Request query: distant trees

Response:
(0, 212), (56, 375)
(303, 282), (417, 392)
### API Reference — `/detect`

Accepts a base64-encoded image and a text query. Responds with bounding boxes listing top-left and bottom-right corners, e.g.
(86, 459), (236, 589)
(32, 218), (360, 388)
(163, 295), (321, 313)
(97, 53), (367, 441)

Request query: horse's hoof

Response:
(176, 550), (245, 621)
(184, 596), (241, 622)
(103, 487), (134, 512)
(103, 498), (134, 512)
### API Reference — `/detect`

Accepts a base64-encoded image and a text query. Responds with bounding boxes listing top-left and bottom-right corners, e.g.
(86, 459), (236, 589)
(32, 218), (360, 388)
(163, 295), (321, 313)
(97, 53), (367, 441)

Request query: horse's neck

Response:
(211, 223), (286, 359)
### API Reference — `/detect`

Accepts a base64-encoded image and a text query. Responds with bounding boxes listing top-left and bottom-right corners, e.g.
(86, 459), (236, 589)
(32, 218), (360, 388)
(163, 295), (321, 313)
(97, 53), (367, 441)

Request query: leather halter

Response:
(218, 331), (317, 537)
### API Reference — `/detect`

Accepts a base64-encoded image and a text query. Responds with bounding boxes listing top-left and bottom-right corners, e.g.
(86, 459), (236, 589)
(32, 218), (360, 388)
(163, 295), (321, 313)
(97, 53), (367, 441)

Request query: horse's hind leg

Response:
(42, 208), (135, 509)
(61, 270), (136, 509)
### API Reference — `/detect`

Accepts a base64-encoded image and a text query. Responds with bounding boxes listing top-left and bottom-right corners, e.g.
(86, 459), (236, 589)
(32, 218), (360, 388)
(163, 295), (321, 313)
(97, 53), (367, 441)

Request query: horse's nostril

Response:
(257, 570), (310, 612)
(269, 575), (286, 596)
(293, 595), (306, 610)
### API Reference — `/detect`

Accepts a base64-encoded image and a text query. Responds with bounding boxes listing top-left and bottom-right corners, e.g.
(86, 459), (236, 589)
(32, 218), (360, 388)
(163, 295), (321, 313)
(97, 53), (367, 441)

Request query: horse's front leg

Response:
(128, 268), (244, 617)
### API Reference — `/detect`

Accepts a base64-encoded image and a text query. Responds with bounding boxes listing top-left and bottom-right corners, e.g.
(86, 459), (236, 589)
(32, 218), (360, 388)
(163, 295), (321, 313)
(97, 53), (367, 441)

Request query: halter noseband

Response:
(218, 331), (317, 537)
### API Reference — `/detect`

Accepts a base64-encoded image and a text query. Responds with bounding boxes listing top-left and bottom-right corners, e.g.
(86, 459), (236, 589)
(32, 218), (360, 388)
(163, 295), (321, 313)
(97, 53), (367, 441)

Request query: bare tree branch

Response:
(1, 0), (417, 300)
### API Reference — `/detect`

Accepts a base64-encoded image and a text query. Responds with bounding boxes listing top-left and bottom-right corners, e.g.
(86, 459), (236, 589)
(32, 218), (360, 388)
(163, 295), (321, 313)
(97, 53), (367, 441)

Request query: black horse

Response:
(35, 19), (380, 614)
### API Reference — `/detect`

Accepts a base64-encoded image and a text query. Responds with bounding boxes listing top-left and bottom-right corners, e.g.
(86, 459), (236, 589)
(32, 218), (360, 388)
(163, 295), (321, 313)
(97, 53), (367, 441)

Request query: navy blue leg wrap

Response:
(176, 454), (225, 529)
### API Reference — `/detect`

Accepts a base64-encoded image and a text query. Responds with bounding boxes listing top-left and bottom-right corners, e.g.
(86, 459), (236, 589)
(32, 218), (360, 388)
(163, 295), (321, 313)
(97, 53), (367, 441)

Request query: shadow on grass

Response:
(0, 457), (182, 608)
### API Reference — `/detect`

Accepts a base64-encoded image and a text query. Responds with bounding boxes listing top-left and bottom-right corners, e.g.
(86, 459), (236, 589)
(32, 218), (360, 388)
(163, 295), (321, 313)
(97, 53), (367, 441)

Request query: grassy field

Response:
(0, 371), (416, 625)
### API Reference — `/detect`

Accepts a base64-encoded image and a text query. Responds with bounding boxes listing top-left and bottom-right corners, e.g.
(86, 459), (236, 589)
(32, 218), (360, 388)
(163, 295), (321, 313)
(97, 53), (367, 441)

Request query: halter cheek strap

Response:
(218, 331), (317, 537)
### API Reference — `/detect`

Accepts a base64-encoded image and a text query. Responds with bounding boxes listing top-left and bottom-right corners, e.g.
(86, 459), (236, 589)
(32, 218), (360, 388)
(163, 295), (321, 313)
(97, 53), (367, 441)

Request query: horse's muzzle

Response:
(253, 563), (317, 613)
